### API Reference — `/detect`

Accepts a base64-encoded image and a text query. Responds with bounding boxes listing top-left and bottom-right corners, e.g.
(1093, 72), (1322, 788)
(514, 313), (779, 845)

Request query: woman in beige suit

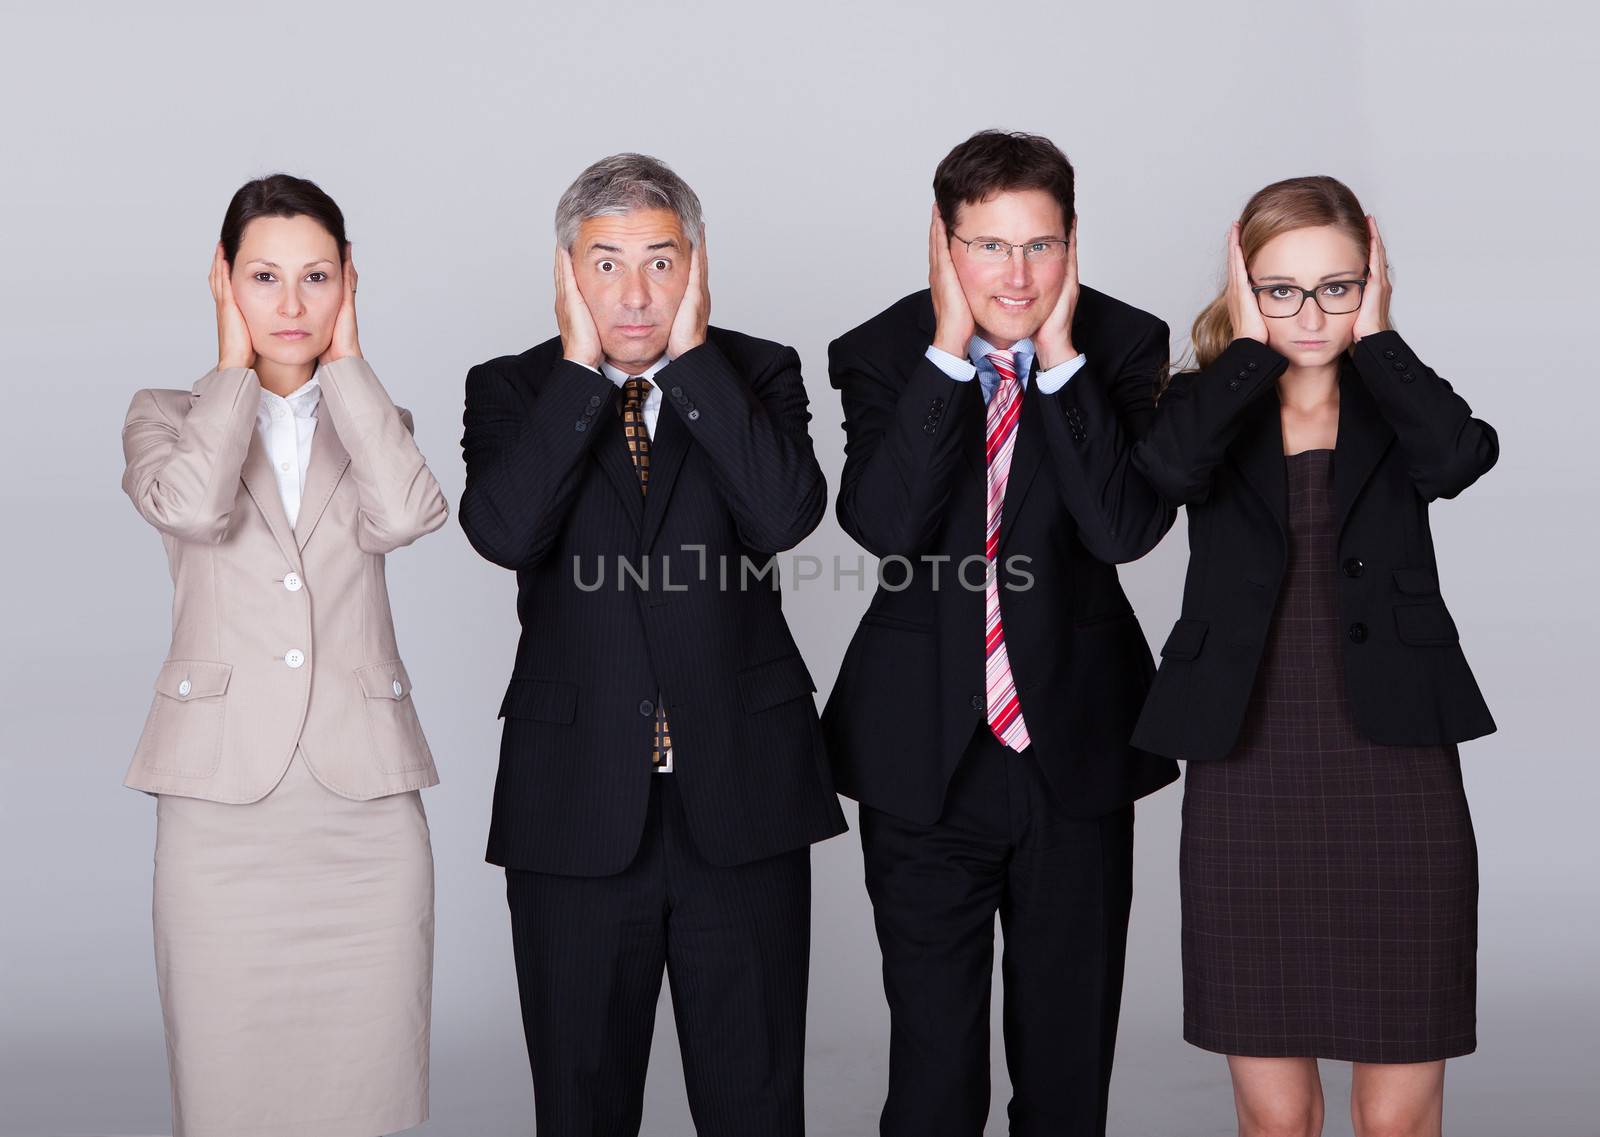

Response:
(122, 174), (448, 1137)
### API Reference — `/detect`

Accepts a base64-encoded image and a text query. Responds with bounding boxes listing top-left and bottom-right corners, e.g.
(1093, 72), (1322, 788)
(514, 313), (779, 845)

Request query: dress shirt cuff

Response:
(925, 345), (977, 382)
(1035, 353), (1088, 394)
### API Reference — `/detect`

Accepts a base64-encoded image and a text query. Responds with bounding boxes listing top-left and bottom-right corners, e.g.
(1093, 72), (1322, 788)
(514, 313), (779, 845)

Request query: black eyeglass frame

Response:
(1249, 273), (1370, 318)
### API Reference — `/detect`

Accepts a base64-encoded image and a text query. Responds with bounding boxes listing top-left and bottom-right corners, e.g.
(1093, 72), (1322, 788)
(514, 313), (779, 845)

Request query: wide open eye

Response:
(650, 257), (671, 273)
(597, 259), (618, 274)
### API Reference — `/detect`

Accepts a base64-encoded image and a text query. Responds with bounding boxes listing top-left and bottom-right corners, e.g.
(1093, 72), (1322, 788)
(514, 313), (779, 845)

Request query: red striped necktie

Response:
(983, 350), (1031, 751)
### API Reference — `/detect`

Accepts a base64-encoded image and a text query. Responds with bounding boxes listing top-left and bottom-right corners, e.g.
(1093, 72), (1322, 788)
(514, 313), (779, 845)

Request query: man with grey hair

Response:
(460, 152), (846, 1136)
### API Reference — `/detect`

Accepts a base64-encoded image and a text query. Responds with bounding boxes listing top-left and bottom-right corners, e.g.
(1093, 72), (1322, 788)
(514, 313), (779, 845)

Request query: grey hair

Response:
(554, 153), (704, 251)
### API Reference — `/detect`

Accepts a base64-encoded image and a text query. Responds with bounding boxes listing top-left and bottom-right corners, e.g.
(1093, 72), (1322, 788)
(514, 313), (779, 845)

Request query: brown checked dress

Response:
(1179, 448), (1479, 1063)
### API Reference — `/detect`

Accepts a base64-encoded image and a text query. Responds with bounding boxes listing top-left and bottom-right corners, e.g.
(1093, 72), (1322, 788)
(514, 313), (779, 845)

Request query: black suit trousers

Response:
(506, 775), (811, 1137)
(860, 727), (1135, 1137)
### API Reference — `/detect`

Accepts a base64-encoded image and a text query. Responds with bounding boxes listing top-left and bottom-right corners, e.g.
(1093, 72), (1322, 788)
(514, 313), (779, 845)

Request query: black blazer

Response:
(821, 288), (1181, 825)
(1130, 331), (1498, 763)
(460, 330), (847, 876)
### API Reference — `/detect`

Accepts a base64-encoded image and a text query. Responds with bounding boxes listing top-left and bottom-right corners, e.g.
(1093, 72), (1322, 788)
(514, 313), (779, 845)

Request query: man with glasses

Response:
(822, 130), (1180, 1136)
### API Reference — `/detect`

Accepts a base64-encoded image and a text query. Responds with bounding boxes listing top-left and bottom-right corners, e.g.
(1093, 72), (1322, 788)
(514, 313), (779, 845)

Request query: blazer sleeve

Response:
(1350, 331), (1499, 500)
(121, 367), (259, 543)
(1132, 338), (1290, 504)
(314, 356), (449, 554)
(831, 341), (978, 559)
(1032, 319), (1179, 563)
(653, 340), (827, 554)
(458, 355), (619, 570)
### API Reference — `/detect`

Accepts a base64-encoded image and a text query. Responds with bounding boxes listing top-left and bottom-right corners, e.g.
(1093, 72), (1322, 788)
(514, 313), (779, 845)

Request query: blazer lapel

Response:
(640, 395), (692, 553)
(239, 431), (303, 568)
(1332, 363), (1395, 536)
(293, 415), (350, 549)
(592, 410), (646, 531)
(997, 363), (1044, 556)
(1229, 390), (1289, 544)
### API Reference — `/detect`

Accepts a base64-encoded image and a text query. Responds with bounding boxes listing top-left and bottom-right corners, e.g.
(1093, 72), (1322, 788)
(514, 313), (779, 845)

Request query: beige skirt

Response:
(153, 749), (433, 1137)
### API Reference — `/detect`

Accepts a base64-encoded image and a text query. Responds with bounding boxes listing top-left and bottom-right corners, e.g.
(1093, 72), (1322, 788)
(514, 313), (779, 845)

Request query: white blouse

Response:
(254, 373), (321, 526)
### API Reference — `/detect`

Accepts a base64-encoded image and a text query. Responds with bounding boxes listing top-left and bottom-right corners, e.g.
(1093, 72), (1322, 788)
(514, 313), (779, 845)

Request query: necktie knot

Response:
(622, 376), (650, 407)
(986, 350), (1018, 384)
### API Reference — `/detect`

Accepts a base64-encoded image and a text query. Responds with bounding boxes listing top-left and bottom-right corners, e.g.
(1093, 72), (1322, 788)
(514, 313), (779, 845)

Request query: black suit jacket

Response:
(460, 330), (847, 876)
(1129, 331), (1498, 763)
(822, 287), (1181, 825)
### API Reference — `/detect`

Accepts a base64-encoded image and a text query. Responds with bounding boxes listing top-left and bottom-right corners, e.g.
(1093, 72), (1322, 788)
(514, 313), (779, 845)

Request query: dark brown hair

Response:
(219, 174), (348, 264)
(933, 130), (1075, 233)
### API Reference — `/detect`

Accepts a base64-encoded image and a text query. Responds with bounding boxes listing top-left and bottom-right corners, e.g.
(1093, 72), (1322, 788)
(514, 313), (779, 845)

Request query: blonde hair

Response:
(1187, 175), (1369, 372)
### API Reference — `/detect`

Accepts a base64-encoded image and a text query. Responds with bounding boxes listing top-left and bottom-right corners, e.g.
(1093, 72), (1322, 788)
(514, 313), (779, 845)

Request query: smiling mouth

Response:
(994, 297), (1034, 310)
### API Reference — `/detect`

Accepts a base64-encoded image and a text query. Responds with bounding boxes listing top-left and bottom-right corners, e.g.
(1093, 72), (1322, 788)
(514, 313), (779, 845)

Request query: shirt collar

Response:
(258, 372), (322, 418)
(969, 335), (1034, 395)
(600, 356), (668, 389)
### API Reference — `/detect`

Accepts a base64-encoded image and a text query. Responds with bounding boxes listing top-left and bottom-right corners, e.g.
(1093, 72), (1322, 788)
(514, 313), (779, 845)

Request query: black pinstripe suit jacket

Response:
(822, 288), (1182, 825)
(461, 330), (847, 875)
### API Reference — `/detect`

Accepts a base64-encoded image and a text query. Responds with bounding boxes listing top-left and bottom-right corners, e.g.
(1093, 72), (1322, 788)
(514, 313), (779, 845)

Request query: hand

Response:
(1035, 216), (1080, 369)
(929, 205), (974, 357)
(667, 227), (710, 358)
(320, 245), (362, 364)
(1353, 214), (1392, 341)
(1226, 221), (1269, 346)
(210, 243), (255, 370)
(555, 246), (603, 368)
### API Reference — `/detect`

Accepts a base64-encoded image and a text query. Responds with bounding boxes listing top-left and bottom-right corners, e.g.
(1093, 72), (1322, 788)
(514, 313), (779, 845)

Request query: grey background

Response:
(2, 1), (1595, 1134)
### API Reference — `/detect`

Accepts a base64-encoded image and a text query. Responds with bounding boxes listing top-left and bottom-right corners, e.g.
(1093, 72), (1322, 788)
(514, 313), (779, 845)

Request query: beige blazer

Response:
(122, 356), (449, 802)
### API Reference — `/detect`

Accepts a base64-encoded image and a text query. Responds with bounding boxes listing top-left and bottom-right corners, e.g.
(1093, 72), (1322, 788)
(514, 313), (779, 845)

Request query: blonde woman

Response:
(122, 174), (447, 1137)
(1132, 176), (1497, 1137)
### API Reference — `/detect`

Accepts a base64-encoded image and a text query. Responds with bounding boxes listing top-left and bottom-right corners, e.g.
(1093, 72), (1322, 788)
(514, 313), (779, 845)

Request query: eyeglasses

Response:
(950, 233), (1070, 263)
(1251, 277), (1368, 318)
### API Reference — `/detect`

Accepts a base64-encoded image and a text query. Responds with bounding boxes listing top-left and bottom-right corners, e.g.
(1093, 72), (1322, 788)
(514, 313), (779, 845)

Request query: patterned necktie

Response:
(621, 377), (672, 769)
(983, 351), (1032, 751)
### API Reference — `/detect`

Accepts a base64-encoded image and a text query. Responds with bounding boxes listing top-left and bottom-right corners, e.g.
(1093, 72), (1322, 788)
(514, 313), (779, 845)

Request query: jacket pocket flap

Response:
(355, 659), (414, 700)
(738, 653), (817, 714)
(499, 677), (579, 724)
(1394, 603), (1459, 645)
(1393, 568), (1441, 595)
(154, 659), (232, 701)
(1159, 619), (1210, 661)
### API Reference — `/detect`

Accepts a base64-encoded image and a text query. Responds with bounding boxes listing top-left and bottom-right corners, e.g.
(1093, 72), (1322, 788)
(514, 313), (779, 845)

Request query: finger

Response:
(1067, 214), (1080, 284)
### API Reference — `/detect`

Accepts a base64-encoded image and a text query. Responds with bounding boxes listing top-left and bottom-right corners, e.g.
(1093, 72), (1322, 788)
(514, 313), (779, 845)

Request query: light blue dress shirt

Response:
(925, 335), (1087, 402)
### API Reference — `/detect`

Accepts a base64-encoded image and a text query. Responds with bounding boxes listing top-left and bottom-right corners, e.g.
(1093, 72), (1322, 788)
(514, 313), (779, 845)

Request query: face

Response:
(1247, 224), (1367, 368)
(572, 208), (691, 371)
(947, 188), (1069, 349)
(230, 214), (344, 367)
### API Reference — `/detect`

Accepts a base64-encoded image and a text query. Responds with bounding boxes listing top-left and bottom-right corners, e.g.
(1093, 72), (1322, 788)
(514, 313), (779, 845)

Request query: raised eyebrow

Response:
(588, 242), (624, 254)
(646, 240), (680, 252)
